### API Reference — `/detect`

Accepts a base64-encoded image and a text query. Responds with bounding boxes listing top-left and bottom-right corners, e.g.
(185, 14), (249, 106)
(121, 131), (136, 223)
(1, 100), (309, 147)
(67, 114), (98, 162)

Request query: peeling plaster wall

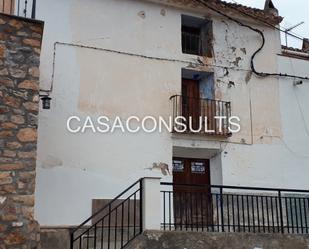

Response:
(220, 55), (309, 188)
(34, 0), (309, 226)
(212, 17), (282, 144)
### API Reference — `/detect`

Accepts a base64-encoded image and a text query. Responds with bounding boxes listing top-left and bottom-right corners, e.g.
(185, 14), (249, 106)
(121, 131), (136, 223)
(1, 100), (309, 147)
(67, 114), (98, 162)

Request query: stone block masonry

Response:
(126, 231), (309, 249)
(0, 13), (44, 249)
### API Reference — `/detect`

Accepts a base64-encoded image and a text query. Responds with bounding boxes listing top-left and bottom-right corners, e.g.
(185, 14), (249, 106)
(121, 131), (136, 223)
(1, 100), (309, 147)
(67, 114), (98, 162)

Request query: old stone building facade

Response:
(0, 13), (43, 249)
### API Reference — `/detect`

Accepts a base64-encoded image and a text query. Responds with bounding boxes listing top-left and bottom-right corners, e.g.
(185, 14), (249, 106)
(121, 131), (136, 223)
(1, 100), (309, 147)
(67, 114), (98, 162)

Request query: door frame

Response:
(172, 157), (213, 228)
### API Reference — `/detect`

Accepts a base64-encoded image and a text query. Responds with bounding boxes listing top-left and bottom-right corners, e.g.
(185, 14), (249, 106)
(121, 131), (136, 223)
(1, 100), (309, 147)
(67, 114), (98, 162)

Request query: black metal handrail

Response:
(161, 182), (309, 234)
(70, 179), (143, 249)
(0, 0), (36, 19)
(170, 94), (232, 136)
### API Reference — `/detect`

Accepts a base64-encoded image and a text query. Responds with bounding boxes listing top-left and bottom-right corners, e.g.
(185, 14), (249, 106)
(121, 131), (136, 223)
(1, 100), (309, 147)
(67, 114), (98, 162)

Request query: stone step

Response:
(73, 228), (140, 249)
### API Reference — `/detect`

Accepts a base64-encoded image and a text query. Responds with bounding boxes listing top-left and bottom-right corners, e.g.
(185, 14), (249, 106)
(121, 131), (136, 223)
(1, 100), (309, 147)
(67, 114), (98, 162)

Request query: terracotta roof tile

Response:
(208, 0), (283, 25)
(282, 45), (309, 55)
(151, 0), (283, 25)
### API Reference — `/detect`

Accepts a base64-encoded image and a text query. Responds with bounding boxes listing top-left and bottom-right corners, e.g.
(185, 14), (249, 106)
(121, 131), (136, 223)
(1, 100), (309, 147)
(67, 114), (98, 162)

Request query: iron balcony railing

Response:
(70, 179), (143, 249)
(0, 0), (36, 19)
(161, 182), (309, 234)
(170, 95), (232, 136)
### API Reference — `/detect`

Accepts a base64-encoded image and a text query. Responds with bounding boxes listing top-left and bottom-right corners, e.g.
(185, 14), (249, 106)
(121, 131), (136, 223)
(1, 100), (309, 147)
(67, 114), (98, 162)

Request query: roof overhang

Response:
(143, 0), (283, 26)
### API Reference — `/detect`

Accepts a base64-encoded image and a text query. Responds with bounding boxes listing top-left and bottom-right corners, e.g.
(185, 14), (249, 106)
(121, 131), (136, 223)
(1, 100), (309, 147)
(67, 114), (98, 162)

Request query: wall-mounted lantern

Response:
(293, 80), (303, 86)
(40, 95), (52, 109)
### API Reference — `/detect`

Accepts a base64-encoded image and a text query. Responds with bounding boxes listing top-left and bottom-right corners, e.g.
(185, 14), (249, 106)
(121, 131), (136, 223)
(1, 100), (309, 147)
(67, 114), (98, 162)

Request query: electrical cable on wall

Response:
(230, 0), (305, 41)
(41, 3), (309, 94)
(197, 0), (309, 81)
(196, 0), (309, 156)
(226, 1), (309, 157)
(39, 41), (253, 93)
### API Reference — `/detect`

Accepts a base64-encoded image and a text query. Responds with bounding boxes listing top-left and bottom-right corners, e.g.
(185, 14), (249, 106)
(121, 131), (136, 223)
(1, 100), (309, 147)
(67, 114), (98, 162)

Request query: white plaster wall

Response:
(36, 0), (180, 226)
(277, 55), (309, 187)
(220, 55), (309, 188)
(35, 0), (309, 226)
(210, 152), (223, 185)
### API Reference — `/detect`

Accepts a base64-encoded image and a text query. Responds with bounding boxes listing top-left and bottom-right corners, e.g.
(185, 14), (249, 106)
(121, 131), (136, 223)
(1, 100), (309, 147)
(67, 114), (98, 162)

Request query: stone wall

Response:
(40, 228), (71, 249)
(39, 228), (309, 249)
(126, 230), (309, 249)
(0, 13), (44, 249)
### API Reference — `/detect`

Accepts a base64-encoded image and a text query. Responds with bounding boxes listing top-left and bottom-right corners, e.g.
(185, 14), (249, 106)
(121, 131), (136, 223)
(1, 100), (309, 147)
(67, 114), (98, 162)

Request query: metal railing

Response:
(0, 0), (36, 19)
(70, 179), (143, 249)
(170, 95), (232, 136)
(161, 182), (309, 234)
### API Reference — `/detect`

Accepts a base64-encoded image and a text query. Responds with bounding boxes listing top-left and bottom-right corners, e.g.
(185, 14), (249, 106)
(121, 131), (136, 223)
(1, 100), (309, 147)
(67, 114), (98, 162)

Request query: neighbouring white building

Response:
(33, 0), (309, 226)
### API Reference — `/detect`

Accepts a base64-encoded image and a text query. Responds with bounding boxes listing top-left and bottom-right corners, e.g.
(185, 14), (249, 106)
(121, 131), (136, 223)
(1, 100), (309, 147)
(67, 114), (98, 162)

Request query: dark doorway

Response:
(172, 157), (213, 228)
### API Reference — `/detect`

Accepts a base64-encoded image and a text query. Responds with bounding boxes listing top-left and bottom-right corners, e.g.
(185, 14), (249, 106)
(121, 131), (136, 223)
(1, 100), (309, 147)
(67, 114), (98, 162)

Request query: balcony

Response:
(170, 95), (232, 137)
(1, 0), (36, 19)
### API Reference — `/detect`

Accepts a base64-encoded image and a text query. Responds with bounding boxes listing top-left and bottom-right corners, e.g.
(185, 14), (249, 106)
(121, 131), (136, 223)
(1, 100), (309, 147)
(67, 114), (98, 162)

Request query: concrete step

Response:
(73, 227), (140, 249)
(40, 227), (140, 249)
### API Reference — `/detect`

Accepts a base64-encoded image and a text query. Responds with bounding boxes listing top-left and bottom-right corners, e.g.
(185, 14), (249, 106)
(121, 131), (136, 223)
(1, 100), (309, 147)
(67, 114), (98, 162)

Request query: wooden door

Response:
(0, 0), (15, 15)
(172, 158), (212, 229)
(182, 79), (200, 131)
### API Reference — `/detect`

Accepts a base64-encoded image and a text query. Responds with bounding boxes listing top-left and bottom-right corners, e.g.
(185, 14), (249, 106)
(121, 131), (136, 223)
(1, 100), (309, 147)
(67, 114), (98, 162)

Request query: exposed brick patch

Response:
(0, 13), (43, 249)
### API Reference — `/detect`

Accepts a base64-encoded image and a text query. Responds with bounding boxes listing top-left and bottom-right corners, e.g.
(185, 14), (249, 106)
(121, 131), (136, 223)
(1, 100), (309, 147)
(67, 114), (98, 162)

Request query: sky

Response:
(224, 0), (308, 48)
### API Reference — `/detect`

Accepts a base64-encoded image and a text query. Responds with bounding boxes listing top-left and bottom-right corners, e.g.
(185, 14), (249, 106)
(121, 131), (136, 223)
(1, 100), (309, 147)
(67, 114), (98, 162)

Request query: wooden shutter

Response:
(200, 21), (213, 57)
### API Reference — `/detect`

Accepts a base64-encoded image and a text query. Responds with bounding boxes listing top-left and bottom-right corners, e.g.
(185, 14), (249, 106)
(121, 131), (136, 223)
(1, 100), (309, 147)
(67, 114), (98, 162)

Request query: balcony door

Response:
(199, 75), (216, 133)
(182, 79), (200, 130)
(172, 158), (212, 228)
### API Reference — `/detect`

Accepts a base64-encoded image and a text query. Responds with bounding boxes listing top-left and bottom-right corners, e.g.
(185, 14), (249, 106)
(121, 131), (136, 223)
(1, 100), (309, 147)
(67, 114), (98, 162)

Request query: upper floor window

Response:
(181, 15), (213, 57)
